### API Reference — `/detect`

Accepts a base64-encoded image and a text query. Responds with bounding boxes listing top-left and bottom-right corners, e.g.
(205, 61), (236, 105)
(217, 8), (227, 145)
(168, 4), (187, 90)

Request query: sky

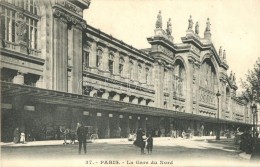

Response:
(83, 0), (260, 90)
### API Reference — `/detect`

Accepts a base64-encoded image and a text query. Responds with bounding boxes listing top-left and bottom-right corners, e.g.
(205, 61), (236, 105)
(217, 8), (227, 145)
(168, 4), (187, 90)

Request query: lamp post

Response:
(252, 103), (257, 138)
(216, 90), (221, 140)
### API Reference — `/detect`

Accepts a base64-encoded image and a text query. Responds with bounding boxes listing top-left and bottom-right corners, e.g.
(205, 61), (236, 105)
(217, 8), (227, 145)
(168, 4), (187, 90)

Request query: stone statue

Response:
(16, 13), (27, 43)
(155, 10), (162, 28)
(229, 71), (233, 81)
(205, 18), (211, 32)
(166, 18), (172, 35)
(188, 15), (193, 30)
(233, 73), (236, 83)
(219, 46), (222, 57)
(195, 21), (199, 34)
(223, 50), (226, 60)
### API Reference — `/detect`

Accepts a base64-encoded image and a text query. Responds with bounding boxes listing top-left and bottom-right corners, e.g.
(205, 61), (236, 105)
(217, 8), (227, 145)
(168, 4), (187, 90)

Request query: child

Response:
(146, 134), (153, 154)
(70, 131), (76, 144)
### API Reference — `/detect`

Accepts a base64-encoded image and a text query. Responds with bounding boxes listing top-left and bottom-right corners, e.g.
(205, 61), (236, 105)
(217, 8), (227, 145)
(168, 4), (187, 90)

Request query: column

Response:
(124, 55), (130, 79)
(71, 26), (83, 94)
(53, 17), (68, 92)
(153, 61), (164, 108)
(168, 68), (174, 110)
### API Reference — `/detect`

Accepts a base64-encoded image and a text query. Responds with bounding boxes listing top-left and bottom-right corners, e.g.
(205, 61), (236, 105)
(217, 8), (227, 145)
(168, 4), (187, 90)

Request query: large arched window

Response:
(200, 58), (217, 92)
(0, 0), (38, 48)
(199, 58), (217, 105)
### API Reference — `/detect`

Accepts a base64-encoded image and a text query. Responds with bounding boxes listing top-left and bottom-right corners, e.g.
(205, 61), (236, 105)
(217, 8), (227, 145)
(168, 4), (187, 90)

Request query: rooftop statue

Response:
(230, 71), (233, 81)
(155, 10), (162, 28)
(195, 21), (199, 35)
(188, 15), (193, 30)
(205, 18), (211, 32)
(233, 73), (236, 83)
(223, 50), (226, 60)
(219, 46), (222, 57)
(166, 18), (172, 35)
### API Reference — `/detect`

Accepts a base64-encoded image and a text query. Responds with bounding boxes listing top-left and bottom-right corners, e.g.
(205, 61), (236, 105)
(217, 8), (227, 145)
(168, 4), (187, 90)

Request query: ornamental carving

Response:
(53, 8), (87, 29)
(60, 1), (81, 14)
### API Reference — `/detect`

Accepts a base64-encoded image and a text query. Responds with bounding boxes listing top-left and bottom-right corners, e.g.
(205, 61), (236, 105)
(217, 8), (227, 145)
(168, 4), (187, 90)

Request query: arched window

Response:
(96, 49), (103, 68)
(108, 54), (114, 73)
(0, 0), (38, 48)
(83, 50), (89, 69)
(129, 60), (134, 79)
(200, 58), (217, 91)
(119, 57), (124, 76)
(145, 67), (149, 83)
(173, 60), (186, 97)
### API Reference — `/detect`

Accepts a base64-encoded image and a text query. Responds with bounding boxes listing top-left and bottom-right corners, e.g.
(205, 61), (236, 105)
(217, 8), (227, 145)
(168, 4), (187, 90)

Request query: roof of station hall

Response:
(84, 24), (195, 60)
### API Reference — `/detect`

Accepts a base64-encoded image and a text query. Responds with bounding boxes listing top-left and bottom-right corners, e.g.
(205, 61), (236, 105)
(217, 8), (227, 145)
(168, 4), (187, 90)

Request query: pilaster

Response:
(153, 60), (164, 108)
(114, 51), (120, 79)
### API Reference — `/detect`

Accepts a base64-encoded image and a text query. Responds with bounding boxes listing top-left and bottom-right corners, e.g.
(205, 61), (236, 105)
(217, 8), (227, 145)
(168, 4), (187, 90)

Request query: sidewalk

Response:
(0, 136), (233, 147)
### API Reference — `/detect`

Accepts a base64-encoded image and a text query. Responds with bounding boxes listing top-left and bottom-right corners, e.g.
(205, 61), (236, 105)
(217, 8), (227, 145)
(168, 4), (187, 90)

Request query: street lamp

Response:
(252, 103), (257, 138)
(216, 90), (221, 140)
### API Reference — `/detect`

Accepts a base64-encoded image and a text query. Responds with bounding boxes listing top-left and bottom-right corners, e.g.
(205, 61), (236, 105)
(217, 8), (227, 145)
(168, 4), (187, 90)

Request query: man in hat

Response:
(77, 122), (88, 154)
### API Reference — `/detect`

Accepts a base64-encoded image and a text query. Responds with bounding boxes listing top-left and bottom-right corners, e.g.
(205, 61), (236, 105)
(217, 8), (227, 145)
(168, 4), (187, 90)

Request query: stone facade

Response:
(0, 0), (252, 141)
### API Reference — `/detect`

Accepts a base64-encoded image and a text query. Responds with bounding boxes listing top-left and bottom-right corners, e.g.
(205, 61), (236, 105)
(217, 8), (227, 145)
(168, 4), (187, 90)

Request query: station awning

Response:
(1, 81), (252, 126)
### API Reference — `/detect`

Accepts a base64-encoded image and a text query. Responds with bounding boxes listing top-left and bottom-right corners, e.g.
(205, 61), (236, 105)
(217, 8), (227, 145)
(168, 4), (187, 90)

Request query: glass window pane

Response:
(6, 18), (10, 41)
(34, 7), (37, 15)
(7, 9), (10, 16)
(11, 20), (15, 42)
(1, 16), (5, 40)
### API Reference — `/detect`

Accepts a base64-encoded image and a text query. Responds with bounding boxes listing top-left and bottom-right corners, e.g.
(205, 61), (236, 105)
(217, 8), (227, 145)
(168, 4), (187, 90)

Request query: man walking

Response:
(77, 122), (87, 154)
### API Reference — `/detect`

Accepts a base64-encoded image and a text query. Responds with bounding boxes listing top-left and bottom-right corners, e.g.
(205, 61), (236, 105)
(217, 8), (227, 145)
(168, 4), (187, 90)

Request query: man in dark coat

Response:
(134, 128), (146, 154)
(77, 122), (88, 154)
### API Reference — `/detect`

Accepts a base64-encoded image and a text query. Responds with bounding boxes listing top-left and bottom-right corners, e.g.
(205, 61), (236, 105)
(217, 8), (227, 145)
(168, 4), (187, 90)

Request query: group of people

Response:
(133, 128), (153, 154)
(60, 122), (89, 155)
(13, 128), (26, 144)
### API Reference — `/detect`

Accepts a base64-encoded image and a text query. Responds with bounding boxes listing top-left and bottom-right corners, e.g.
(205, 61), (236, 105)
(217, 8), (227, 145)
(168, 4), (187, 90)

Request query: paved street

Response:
(1, 137), (259, 167)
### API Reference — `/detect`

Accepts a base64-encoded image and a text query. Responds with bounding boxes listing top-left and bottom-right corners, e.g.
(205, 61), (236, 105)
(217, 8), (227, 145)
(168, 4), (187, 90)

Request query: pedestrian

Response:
(133, 128), (146, 154)
(20, 132), (26, 144)
(182, 130), (186, 138)
(77, 122), (88, 154)
(70, 130), (76, 144)
(13, 128), (20, 144)
(146, 133), (153, 154)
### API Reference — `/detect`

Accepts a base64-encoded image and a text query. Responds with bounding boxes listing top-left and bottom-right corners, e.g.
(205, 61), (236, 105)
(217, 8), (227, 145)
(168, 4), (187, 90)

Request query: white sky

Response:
(83, 0), (260, 90)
